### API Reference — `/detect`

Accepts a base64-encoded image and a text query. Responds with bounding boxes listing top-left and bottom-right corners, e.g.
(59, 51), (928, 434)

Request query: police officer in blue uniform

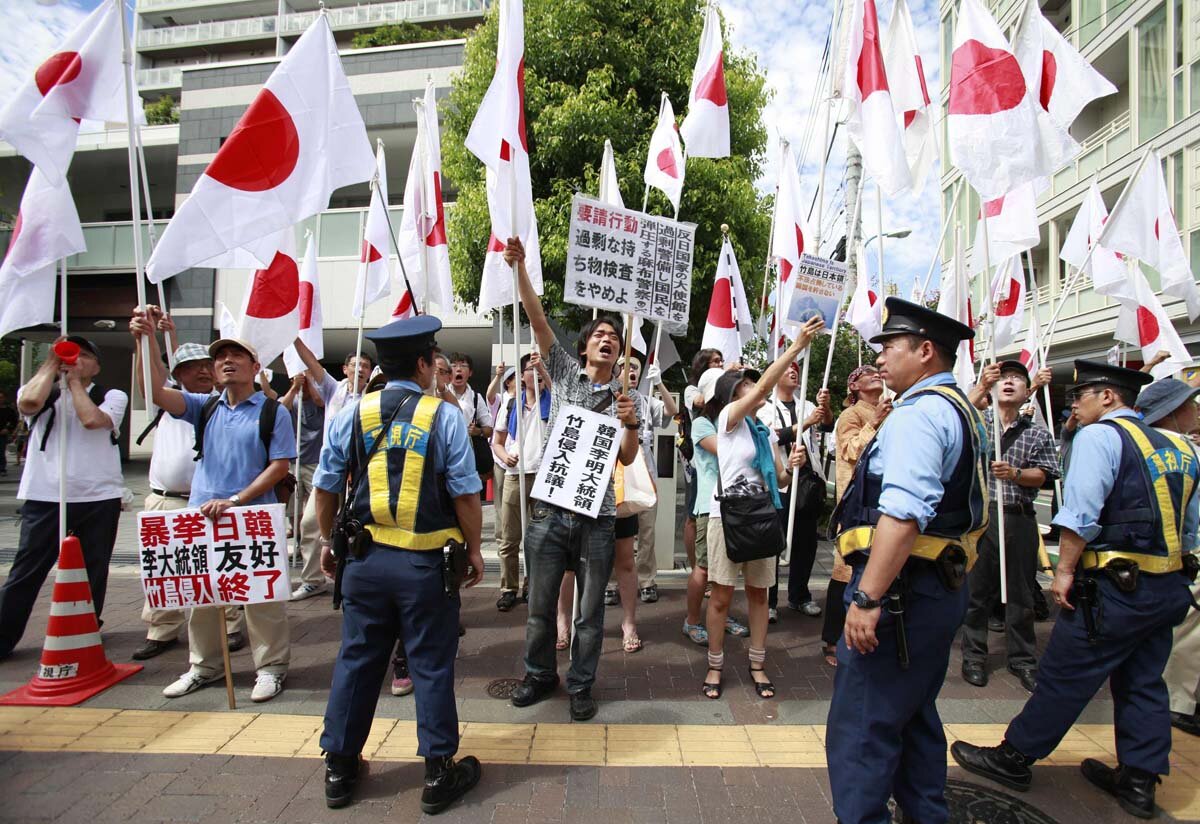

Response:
(313, 316), (485, 814)
(951, 360), (1198, 820)
(826, 298), (988, 824)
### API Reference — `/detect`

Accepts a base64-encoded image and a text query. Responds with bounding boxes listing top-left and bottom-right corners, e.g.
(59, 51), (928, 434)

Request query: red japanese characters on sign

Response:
(137, 504), (291, 609)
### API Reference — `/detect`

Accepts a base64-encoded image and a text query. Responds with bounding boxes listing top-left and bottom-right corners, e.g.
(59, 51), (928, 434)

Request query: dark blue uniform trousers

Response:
(321, 545), (460, 759)
(827, 563), (970, 824)
(1006, 572), (1192, 775)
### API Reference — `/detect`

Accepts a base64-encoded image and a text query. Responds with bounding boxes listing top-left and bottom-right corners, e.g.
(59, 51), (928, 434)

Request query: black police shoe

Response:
(1080, 759), (1159, 819)
(420, 755), (482, 815)
(324, 753), (366, 809)
(1008, 665), (1036, 694)
(961, 661), (988, 688)
(511, 674), (558, 708)
(950, 740), (1033, 792)
(569, 690), (598, 721)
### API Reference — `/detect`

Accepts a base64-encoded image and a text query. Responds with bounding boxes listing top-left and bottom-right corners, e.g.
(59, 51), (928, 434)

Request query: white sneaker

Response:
(251, 671), (285, 703)
(162, 668), (222, 698)
(291, 582), (328, 601)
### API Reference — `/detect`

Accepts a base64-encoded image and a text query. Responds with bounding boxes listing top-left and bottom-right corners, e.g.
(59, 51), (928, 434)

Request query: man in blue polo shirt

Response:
(131, 310), (296, 703)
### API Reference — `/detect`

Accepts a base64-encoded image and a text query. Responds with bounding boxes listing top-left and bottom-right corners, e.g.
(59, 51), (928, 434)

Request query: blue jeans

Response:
(523, 501), (615, 694)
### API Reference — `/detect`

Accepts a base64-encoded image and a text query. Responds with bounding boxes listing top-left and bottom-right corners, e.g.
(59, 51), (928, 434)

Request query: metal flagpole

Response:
(133, 123), (175, 372)
(293, 393), (303, 568)
(508, 159), (529, 561)
(352, 192), (370, 397)
(875, 180), (887, 298)
(918, 180), (962, 302)
(1024, 250), (1063, 508)
(119, 0), (155, 418)
(980, 206), (1009, 604)
(820, 175), (866, 389)
(58, 259), (69, 548)
(762, 137), (783, 356)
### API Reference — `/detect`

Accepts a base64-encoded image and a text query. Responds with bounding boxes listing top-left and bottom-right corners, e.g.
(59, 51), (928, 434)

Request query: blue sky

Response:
(3, 0), (944, 295)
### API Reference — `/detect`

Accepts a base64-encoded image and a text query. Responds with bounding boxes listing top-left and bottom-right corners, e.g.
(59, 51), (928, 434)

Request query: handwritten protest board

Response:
(138, 504), (290, 609)
(565, 193), (696, 326)
(784, 254), (848, 332)
(531, 404), (620, 518)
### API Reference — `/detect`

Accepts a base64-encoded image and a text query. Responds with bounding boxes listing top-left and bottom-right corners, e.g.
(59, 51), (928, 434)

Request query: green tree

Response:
(351, 22), (469, 49)
(144, 95), (179, 125)
(441, 0), (772, 363)
(742, 322), (877, 407)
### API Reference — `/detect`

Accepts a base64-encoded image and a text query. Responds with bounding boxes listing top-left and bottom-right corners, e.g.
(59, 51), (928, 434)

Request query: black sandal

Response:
(702, 667), (723, 700)
(749, 665), (775, 699)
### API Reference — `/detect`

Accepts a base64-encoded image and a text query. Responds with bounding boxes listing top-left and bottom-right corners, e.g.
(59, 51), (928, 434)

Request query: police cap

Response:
(870, 297), (974, 352)
(365, 315), (441, 372)
(1068, 359), (1153, 394)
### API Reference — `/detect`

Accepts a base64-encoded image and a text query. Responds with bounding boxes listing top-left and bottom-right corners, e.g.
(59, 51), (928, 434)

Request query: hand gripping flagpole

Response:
(980, 205), (1009, 604)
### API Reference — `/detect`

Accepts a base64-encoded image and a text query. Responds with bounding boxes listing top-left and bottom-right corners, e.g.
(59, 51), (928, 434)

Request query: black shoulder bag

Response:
(469, 390), (495, 474)
(715, 421), (785, 564)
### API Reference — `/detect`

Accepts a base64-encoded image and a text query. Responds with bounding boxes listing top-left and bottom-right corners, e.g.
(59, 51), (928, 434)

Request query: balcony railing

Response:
(137, 67), (183, 89)
(281, 0), (490, 33)
(1049, 110), (1133, 195)
(138, 15), (277, 48)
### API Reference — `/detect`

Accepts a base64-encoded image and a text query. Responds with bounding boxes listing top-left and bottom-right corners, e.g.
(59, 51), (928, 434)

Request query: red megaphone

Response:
(53, 340), (80, 366)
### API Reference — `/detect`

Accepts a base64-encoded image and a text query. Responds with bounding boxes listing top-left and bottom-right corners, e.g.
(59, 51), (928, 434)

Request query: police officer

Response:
(313, 316), (485, 814)
(952, 361), (1198, 820)
(826, 298), (988, 824)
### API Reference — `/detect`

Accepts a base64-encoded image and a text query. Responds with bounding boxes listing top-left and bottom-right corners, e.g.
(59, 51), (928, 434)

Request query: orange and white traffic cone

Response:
(0, 536), (141, 706)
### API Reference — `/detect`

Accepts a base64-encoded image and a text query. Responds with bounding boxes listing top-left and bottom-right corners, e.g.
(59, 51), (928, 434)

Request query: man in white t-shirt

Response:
(0, 336), (127, 661)
(449, 352), (493, 495)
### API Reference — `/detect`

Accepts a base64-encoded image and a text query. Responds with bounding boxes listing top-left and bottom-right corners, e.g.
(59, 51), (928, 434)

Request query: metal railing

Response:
(281, 0), (490, 33)
(1050, 110), (1133, 195)
(138, 14), (277, 48)
(137, 67), (183, 89)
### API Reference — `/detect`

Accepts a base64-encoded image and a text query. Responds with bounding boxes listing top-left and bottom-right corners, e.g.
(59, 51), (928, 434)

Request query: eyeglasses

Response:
(1065, 387), (1103, 403)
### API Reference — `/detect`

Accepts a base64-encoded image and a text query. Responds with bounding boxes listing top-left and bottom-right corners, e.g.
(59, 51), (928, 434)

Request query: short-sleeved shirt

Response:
(495, 388), (551, 475)
(314, 380), (482, 499)
(316, 373), (360, 444)
(17, 383), (127, 503)
(172, 389), (296, 507)
(543, 342), (623, 517)
(294, 394), (326, 466)
(691, 414), (718, 516)
(983, 408), (1060, 507)
(451, 385), (492, 430)
(710, 406), (778, 519)
(149, 385), (207, 494)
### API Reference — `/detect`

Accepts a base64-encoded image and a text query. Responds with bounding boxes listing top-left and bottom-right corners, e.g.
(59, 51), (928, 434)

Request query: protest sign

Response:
(784, 254), (848, 332)
(138, 504), (291, 609)
(531, 404), (620, 518)
(565, 193), (696, 326)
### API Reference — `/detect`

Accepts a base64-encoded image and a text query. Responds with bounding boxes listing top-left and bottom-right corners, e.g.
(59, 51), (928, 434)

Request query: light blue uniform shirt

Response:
(1051, 408), (1200, 549)
(865, 372), (970, 530)
(173, 389), (296, 507)
(314, 380), (482, 499)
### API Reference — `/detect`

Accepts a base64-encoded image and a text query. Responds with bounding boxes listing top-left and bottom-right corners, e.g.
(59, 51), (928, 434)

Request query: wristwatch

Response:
(624, 420), (641, 430)
(229, 494), (242, 506)
(851, 589), (882, 610)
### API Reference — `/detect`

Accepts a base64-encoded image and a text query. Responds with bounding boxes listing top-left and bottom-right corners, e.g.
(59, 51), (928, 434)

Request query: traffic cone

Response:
(0, 536), (141, 706)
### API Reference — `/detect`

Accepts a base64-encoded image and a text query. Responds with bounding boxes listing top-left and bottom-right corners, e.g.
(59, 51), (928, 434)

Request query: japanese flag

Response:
(679, 4), (730, 159)
(846, 252), (883, 352)
(837, 0), (911, 196)
(465, 0), (543, 312)
(701, 236), (753, 362)
(354, 142), (393, 318)
(1114, 264), (1191, 379)
(1102, 150), (1200, 321)
(282, 233), (323, 377)
(988, 255), (1026, 348)
(772, 142), (813, 341)
(970, 182), (1039, 278)
(883, 0), (938, 194)
(0, 2), (140, 184)
(146, 15), (374, 282)
(947, 0), (1076, 199)
(1060, 178), (1131, 300)
(599, 139), (624, 207)
(237, 228), (300, 368)
(399, 79), (453, 313)
(644, 94), (686, 215)
(1017, 311), (1042, 374)
(937, 239), (977, 391)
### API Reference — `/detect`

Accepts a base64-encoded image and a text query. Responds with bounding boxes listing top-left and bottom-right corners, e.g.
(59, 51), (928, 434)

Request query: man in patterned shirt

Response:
(963, 360), (1060, 692)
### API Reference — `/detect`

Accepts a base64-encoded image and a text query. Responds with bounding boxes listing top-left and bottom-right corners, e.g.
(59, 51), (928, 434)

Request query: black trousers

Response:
(769, 489), (820, 608)
(961, 504), (1039, 670)
(822, 579), (849, 646)
(0, 499), (121, 655)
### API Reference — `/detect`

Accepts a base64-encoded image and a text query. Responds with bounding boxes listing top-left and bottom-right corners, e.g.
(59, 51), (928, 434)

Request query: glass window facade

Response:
(1139, 5), (1170, 141)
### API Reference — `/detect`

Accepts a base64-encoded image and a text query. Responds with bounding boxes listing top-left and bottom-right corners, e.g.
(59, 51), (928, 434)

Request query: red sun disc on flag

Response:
(657, 148), (679, 179)
(794, 223), (805, 256)
(207, 90), (300, 192)
(1019, 349), (1034, 368)
(914, 55), (932, 106)
(4, 210), (23, 259)
(996, 278), (1021, 316)
(488, 234), (506, 253)
(35, 52), (81, 96)
(695, 54), (728, 106)
(426, 172), (448, 247)
(516, 57), (528, 153)
(867, 289), (878, 305)
(392, 291), (414, 319)
(360, 240), (382, 264)
(949, 40), (1027, 115)
(983, 196), (1005, 218)
(857, 0), (890, 99)
(297, 281), (315, 329)
(245, 252), (299, 319)
(1039, 50), (1057, 111)
(1137, 306), (1160, 346)
(707, 277), (735, 329)
(779, 258), (793, 284)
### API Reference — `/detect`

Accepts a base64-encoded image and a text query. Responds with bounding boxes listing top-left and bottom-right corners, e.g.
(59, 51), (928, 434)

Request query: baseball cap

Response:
(208, 337), (259, 362)
(697, 367), (725, 404)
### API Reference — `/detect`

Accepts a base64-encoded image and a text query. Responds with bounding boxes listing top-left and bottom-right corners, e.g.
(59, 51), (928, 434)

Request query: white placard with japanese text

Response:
(784, 254), (848, 332)
(530, 404), (620, 518)
(565, 193), (696, 326)
(138, 504), (291, 609)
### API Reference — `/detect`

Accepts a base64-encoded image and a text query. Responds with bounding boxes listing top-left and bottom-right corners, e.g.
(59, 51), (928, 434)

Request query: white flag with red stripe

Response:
(772, 143), (812, 341)
(1013, 0), (1116, 133)
(883, 0), (938, 194)
(988, 255), (1026, 348)
(838, 0), (911, 195)
(282, 233), (323, 377)
(146, 16), (373, 282)
(847, 251), (883, 352)
(1060, 178), (1131, 300)
(1114, 265), (1191, 379)
(353, 143), (393, 318)
(970, 182), (1039, 277)
(237, 228), (300, 368)
(1103, 150), (1200, 320)
(644, 94), (687, 214)
(701, 236), (753, 361)
(947, 0), (1076, 200)
(679, 4), (729, 159)
(0, 2), (140, 184)
(399, 79), (453, 313)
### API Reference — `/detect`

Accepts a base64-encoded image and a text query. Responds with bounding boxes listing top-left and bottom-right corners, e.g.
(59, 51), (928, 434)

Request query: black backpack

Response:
(193, 395), (297, 504)
(30, 384), (119, 451)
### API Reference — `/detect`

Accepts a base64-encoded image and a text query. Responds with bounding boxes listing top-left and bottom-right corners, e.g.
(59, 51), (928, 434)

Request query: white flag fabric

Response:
(1103, 150), (1200, 320)
(631, 318), (648, 358)
(701, 237), (753, 361)
(839, 0), (911, 195)
(146, 16), (373, 282)
(679, 4), (730, 158)
(1114, 265), (1191, 379)
(1104, 343), (1121, 366)
(988, 255), (1026, 348)
(399, 79), (453, 313)
(642, 331), (681, 393)
(644, 94), (687, 215)
(0, 2), (138, 183)
(883, 0), (938, 194)
(353, 142), (393, 318)
(599, 139), (624, 207)
(970, 182), (1039, 277)
(282, 234), (323, 377)
(465, 0), (543, 312)
(0, 265), (56, 342)
(947, 0), (1076, 200)
(237, 229), (299, 368)
(772, 143), (813, 341)
(1013, 0), (1116, 132)
(937, 242), (977, 391)
(1060, 179), (1131, 300)
(1017, 309), (1041, 374)
(217, 301), (239, 341)
(847, 252), (883, 352)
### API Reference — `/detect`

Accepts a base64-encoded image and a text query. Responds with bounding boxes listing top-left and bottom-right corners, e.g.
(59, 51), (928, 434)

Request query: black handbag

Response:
(791, 464), (827, 518)
(468, 391), (494, 474)
(716, 469), (785, 564)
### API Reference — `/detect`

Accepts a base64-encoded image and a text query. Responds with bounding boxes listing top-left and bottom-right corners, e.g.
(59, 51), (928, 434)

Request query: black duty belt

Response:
(993, 501), (1035, 517)
(150, 488), (190, 499)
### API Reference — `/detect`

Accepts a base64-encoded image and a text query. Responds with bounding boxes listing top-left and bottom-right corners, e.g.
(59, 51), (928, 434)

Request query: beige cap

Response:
(208, 337), (259, 362)
(697, 367), (725, 404)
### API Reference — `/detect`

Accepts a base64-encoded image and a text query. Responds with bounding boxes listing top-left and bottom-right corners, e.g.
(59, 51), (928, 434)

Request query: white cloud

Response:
(0, 0), (93, 104)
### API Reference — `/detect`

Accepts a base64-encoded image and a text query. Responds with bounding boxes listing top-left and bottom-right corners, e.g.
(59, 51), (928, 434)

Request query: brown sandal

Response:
(821, 643), (838, 668)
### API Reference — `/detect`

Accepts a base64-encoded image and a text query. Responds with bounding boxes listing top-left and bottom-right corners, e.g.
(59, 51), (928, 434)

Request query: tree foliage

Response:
(742, 323), (879, 407)
(351, 22), (470, 49)
(441, 0), (772, 366)
(144, 95), (179, 126)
